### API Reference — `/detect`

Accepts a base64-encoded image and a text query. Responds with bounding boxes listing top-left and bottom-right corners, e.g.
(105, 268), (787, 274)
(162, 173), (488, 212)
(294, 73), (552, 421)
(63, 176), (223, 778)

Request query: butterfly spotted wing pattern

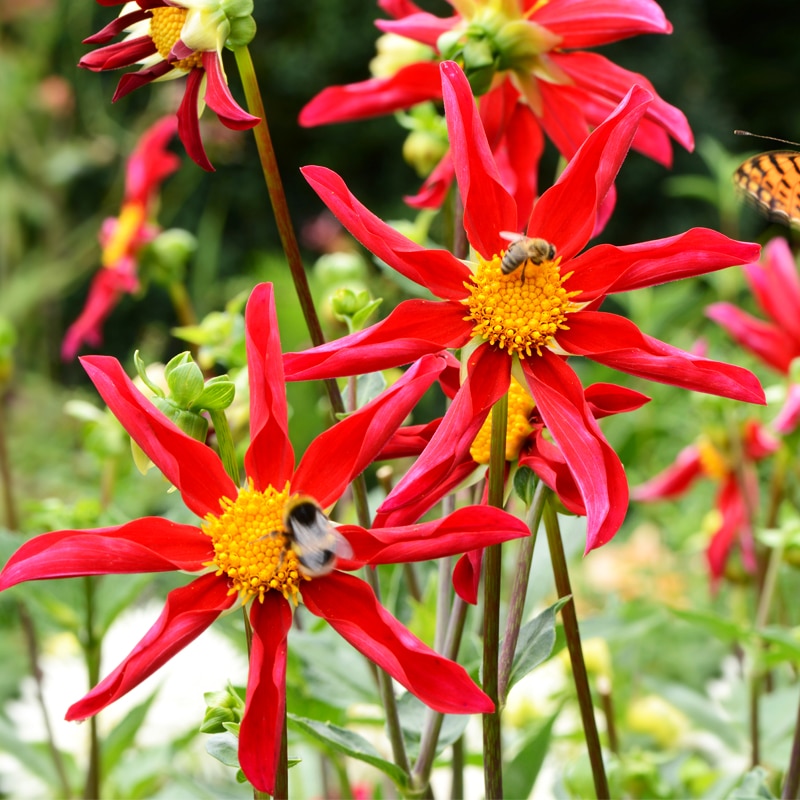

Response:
(734, 150), (800, 227)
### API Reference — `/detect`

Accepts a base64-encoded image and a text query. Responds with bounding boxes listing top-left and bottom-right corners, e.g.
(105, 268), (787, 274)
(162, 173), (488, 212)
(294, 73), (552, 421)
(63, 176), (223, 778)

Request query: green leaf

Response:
(206, 732), (240, 767)
(101, 688), (160, 776)
(728, 766), (777, 799)
(669, 606), (752, 644)
(396, 692), (470, 759)
(512, 466), (537, 507)
(503, 708), (560, 800)
(288, 714), (409, 789)
(503, 597), (568, 693)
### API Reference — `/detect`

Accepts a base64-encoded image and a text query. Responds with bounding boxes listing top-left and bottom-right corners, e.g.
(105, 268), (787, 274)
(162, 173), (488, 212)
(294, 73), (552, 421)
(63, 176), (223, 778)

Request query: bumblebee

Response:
(282, 495), (353, 577)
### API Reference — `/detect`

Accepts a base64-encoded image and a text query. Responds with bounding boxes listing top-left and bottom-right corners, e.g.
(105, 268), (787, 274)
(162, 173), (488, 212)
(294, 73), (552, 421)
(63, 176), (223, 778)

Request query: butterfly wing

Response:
(734, 150), (800, 227)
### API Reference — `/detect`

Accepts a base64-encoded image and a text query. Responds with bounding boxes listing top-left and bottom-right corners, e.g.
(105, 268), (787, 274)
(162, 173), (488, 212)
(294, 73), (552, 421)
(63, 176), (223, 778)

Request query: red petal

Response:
(294, 354), (447, 508)
(239, 593), (292, 795)
(124, 116), (180, 205)
(80, 356), (237, 517)
(530, 86), (652, 261)
(299, 62), (441, 126)
(560, 311), (766, 404)
(569, 230), (760, 300)
(631, 445), (703, 501)
(533, 0), (670, 48)
(201, 51), (260, 130)
(774, 383), (800, 435)
(404, 154), (454, 210)
(440, 61), (517, 259)
(452, 549), (483, 605)
(378, 343), (510, 518)
(83, 8), (152, 44)
(521, 351), (629, 551)
(706, 303), (795, 374)
(243, 284), (295, 491)
(342, 505), (528, 565)
(78, 37), (157, 71)
(283, 299), (470, 380)
(112, 61), (173, 101)
(584, 382), (650, 417)
(66, 573), (234, 720)
(375, 11), (457, 47)
(178, 68), (215, 171)
(301, 165), (468, 299)
(0, 519), (210, 590)
(301, 571), (493, 714)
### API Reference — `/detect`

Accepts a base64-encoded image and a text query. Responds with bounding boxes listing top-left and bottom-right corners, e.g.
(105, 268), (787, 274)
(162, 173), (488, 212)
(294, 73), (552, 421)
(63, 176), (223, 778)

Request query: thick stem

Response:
(498, 482), (546, 703)
(782, 693), (800, 799)
(542, 498), (608, 799)
(483, 395), (508, 799)
(82, 577), (101, 800)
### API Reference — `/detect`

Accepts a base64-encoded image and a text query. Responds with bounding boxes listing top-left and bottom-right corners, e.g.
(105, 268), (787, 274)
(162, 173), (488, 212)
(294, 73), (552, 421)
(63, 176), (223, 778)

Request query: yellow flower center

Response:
(150, 7), (204, 70)
(101, 202), (146, 268)
(462, 249), (579, 358)
(202, 480), (308, 605)
(470, 377), (535, 464)
(697, 436), (729, 481)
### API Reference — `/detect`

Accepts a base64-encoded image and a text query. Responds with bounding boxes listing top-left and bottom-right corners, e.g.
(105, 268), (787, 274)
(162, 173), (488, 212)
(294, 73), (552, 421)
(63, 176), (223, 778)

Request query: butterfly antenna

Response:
(734, 130), (800, 148)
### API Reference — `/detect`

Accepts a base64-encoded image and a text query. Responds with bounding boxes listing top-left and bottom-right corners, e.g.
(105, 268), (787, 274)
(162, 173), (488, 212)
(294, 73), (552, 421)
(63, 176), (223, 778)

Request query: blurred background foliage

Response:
(3, 0), (800, 795)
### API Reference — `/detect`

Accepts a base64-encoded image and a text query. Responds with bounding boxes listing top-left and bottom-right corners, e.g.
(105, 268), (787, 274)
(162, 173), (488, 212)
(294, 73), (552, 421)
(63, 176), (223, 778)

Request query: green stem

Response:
(782, 696), (800, 799)
(497, 481), (546, 703)
(209, 408), (240, 485)
(83, 576), (101, 800)
(234, 45), (345, 424)
(0, 390), (19, 530)
(483, 394), (508, 799)
(542, 496), (608, 799)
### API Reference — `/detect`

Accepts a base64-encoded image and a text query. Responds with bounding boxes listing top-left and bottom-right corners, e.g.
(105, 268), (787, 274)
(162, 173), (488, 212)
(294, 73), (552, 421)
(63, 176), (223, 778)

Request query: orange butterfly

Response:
(734, 131), (800, 227)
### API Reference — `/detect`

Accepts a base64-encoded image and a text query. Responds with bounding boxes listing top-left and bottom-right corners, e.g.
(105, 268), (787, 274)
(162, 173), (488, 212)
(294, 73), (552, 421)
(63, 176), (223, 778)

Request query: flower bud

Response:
(369, 33), (434, 79)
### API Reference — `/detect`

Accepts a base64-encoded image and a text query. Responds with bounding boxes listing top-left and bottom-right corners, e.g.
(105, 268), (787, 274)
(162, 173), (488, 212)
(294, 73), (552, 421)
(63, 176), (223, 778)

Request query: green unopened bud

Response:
(146, 228), (196, 286)
(369, 33), (434, 78)
(227, 15), (256, 47)
(403, 129), (448, 177)
(194, 376), (236, 410)
(331, 289), (382, 334)
(153, 396), (209, 442)
(201, 684), (245, 733)
(165, 353), (205, 407)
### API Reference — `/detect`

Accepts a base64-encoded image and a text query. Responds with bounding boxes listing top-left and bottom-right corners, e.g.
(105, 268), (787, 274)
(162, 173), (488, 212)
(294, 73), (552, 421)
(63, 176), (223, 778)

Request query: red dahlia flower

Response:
(633, 420), (778, 586)
(1, 283), (529, 794)
(707, 237), (800, 434)
(285, 63), (764, 554)
(300, 0), (692, 216)
(80, 0), (259, 170)
(62, 116), (180, 360)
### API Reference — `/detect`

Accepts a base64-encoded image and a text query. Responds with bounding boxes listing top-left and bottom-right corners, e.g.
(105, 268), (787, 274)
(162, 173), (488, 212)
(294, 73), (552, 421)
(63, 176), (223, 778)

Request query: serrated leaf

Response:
(288, 714), (408, 789)
(504, 598), (568, 693)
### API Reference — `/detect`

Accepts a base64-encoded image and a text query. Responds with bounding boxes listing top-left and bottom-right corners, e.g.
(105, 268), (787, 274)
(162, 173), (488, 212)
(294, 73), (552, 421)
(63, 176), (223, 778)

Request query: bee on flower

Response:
(79, 0), (259, 170)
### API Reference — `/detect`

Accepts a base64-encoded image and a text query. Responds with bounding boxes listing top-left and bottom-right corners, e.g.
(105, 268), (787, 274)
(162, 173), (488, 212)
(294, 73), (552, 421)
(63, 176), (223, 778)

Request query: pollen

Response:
(149, 7), (204, 70)
(201, 480), (308, 605)
(462, 250), (579, 358)
(470, 377), (535, 464)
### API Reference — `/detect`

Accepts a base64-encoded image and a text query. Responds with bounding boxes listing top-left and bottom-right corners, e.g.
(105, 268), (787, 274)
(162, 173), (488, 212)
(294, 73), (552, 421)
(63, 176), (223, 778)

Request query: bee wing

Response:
(499, 230), (523, 243)
(334, 529), (353, 561)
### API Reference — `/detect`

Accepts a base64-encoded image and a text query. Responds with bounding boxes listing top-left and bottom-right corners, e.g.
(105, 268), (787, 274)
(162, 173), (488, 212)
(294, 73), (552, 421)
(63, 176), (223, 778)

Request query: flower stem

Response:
(83, 576), (101, 800)
(233, 45), (347, 422)
(0, 390), (19, 530)
(542, 496), (609, 799)
(498, 481), (546, 703)
(483, 394), (508, 799)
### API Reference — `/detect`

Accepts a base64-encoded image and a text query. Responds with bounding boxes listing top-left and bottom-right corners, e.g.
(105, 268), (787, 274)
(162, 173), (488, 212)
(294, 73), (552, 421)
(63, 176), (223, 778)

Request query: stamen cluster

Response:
(150, 8), (204, 70)
(202, 480), (307, 604)
(462, 251), (578, 358)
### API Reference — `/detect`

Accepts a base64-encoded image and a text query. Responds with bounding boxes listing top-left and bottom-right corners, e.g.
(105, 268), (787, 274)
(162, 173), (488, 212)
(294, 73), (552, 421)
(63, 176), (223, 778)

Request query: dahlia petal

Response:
(774, 383), (800, 435)
(80, 356), (237, 517)
(706, 303), (795, 374)
(532, 0), (670, 48)
(378, 344), (510, 519)
(378, 0), (425, 17)
(376, 11), (458, 47)
(569, 230), (761, 300)
(124, 116), (180, 205)
(745, 238), (800, 348)
(283, 299), (470, 380)
(0, 519), (210, 591)
(299, 62), (442, 126)
(377, 419), (441, 459)
(301, 571), (493, 714)
(239, 593), (292, 795)
(538, 80), (592, 162)
(294, 354), (447, 508)
(178, 68), (215, 171)
(66, 573), (234, 720)
(631, 445), (703, 501)
(243, 284), (295, 491)
(560, 311), (766, 404)
(301, 165), (469, 299)
(530, 86), (652, 261)
(452, 549), (482, 605)
(342, 505), (528, 565)
(706, 476), (756, 586)
(112, 61), (173, 102)
(552, 52), (693, 153)
(521, 351), (629, 551)
(440, 61), (517, 258)
(79, 37), (158, 71)
(83, 9), (152, 44)
(201, 51), (260, 130)
(583, 383), (650, 418)
(404, 154), (454, 210)
(500, 101), (544, 230)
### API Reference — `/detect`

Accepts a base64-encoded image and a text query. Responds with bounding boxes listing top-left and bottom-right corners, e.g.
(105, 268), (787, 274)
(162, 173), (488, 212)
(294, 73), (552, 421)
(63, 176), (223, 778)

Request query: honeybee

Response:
(500, 233), (556, 279)
(282, 495), (353, 577)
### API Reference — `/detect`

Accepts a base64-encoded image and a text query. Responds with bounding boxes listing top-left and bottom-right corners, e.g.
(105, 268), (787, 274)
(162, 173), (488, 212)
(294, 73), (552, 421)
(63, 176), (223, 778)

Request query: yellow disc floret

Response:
(470, 377), (535, 464)
(462, 250), (579, 358)
(202, 479), (308, 605)
(150, 7), (204, 70)
(697, 435), (729, 481)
